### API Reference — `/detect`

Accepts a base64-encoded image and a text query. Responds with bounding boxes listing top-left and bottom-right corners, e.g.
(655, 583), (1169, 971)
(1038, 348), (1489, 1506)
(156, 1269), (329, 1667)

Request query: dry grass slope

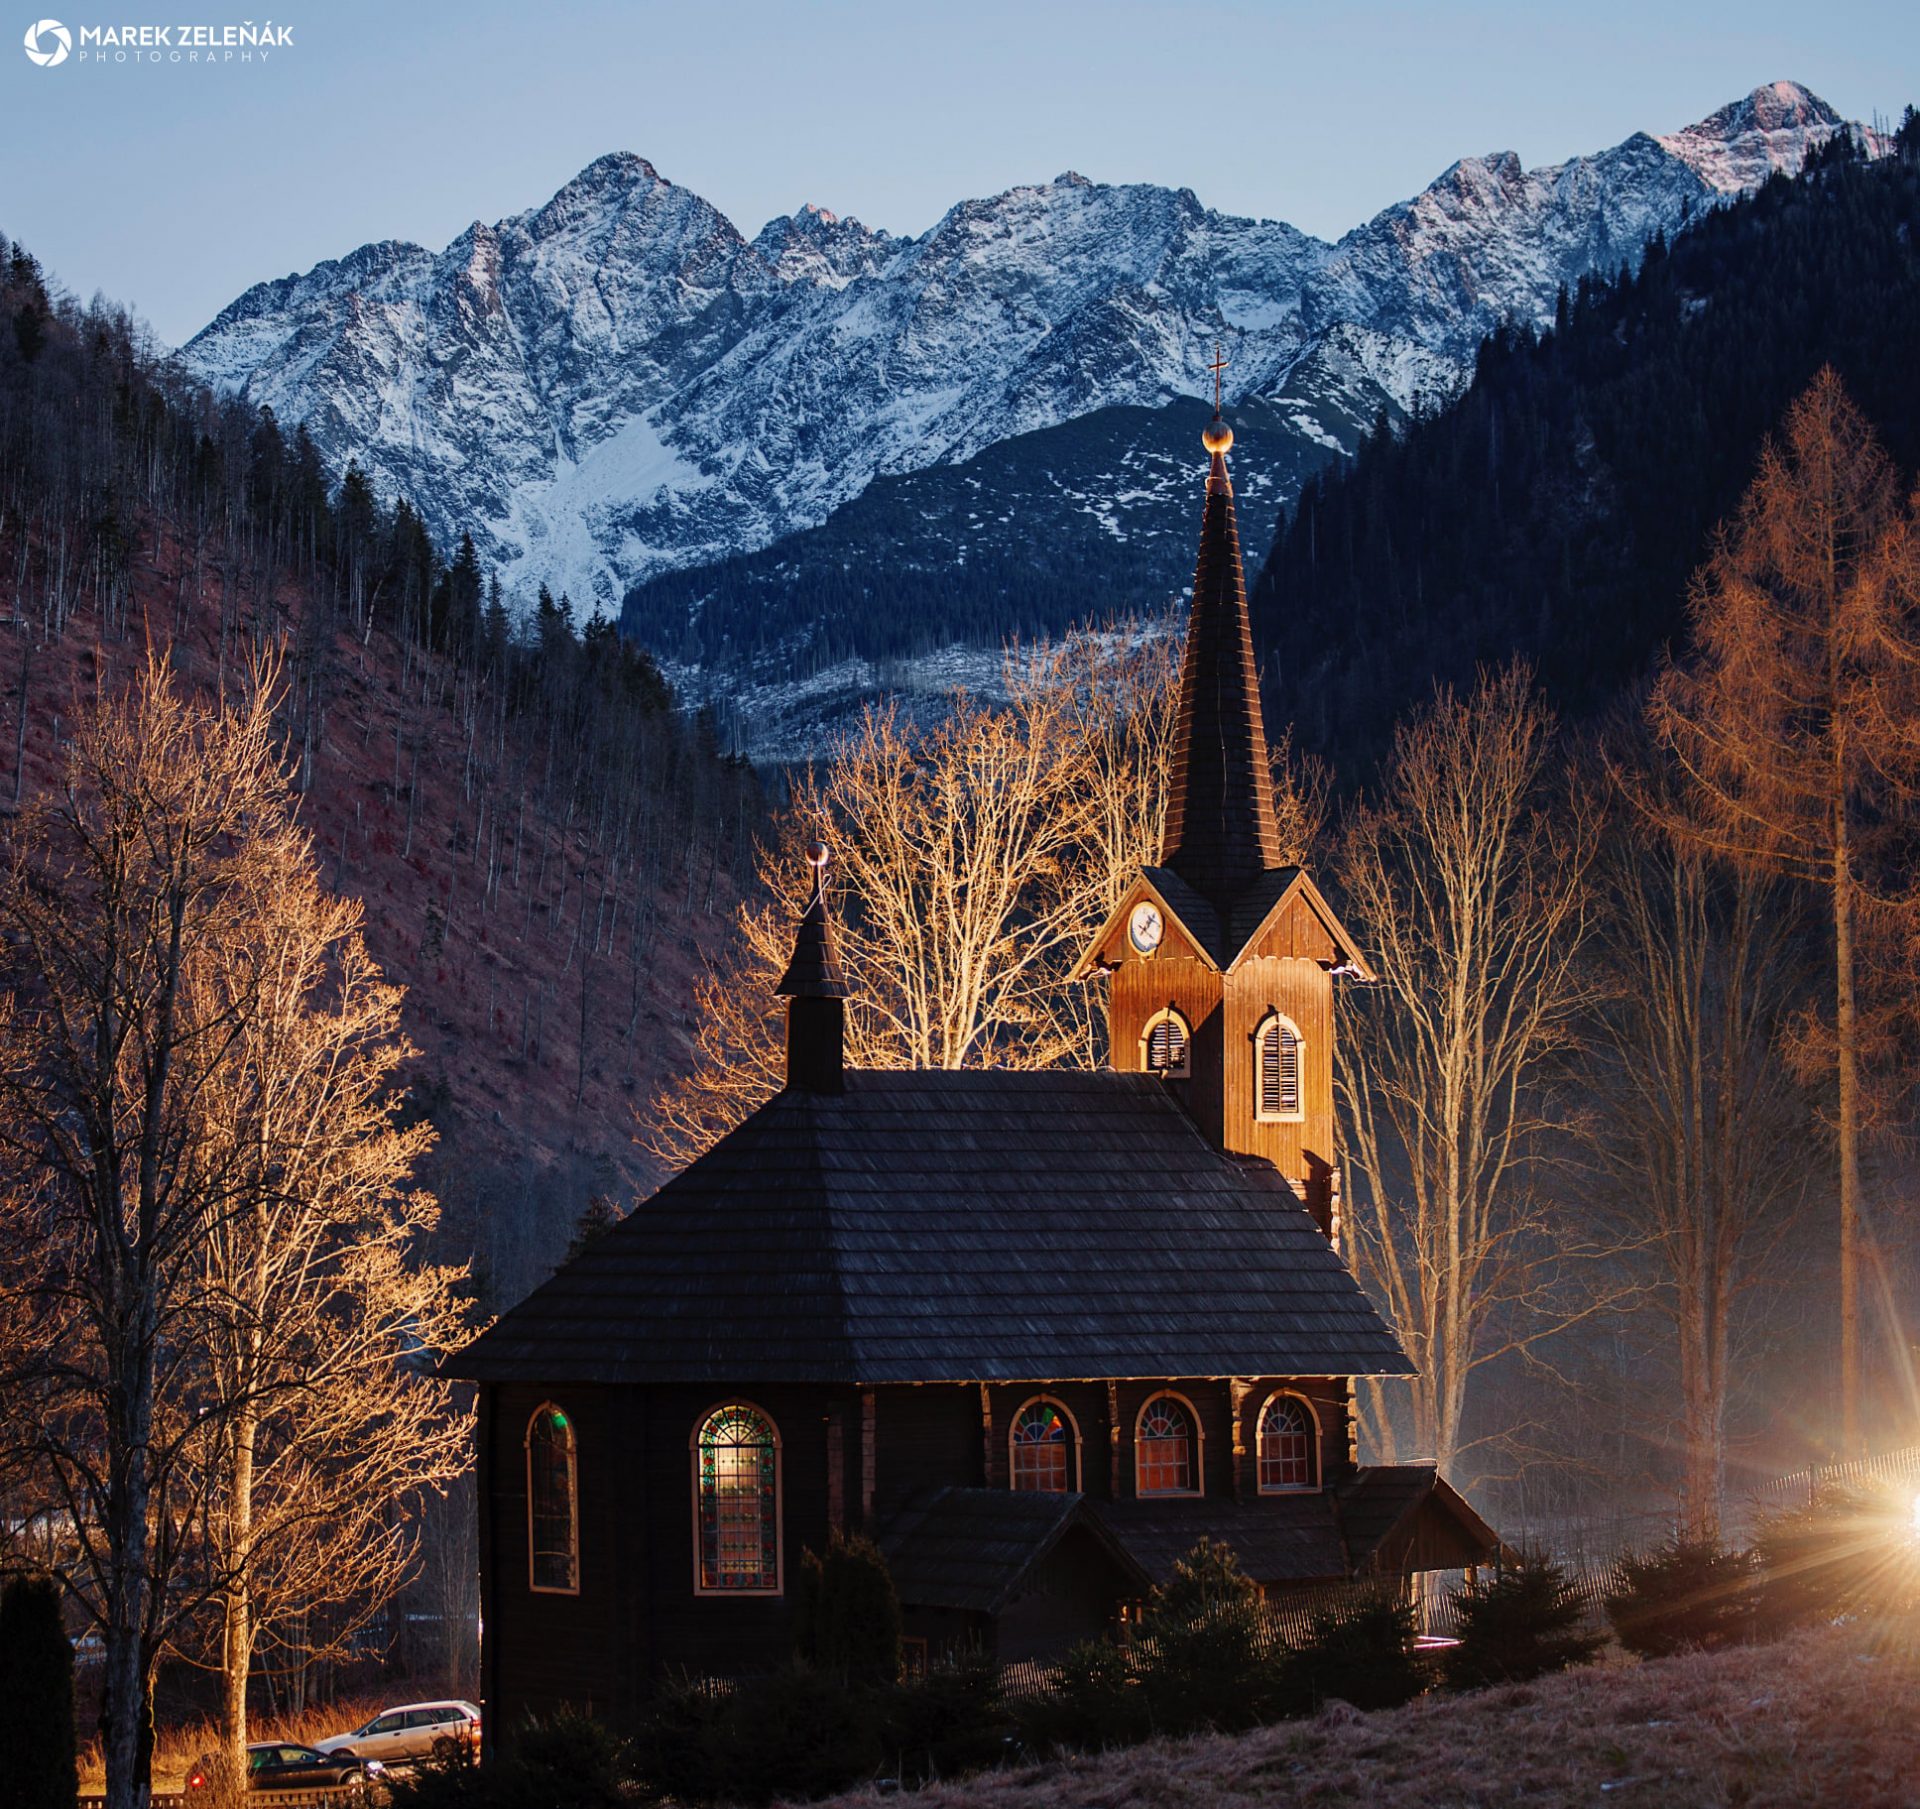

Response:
(819, 1622), (1920, 1809)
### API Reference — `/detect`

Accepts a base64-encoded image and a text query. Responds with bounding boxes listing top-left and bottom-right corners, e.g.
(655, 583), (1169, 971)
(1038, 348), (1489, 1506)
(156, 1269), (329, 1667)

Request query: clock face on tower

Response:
(1128, 901), (1164, 954)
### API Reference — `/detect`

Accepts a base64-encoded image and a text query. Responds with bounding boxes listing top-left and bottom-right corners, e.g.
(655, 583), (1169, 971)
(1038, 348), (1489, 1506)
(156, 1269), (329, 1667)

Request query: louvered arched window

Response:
(1255, 1014), (1304, 1121)
(1257, 1393), (1318, 1492)
(525, 1403), (579, 1593)
(693, 1403), (782, 1593)
(1135, 1392), (1201, 1496)
(1009, 1397), (1078, 1493)
(1142, 1007), (1191, 1078)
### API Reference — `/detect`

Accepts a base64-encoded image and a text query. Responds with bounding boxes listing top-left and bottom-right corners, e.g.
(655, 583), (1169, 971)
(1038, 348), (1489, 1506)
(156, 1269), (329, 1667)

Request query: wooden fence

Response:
(82, 1789), (382, 1808)
(1748, 1444), (1920, 1518)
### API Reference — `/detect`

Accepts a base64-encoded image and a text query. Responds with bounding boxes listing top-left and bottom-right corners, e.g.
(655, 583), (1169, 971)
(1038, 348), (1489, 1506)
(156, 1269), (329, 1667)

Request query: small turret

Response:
(775, 842), (849, 1094)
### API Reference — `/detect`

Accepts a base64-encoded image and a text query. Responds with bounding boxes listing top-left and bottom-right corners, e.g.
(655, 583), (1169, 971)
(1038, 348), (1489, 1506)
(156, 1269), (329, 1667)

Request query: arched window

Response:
(1009, 1397), (1079, 1494)
(1135, 1392), (1201, 1496)
(525, 1404), (578, 1594)
(1142, 1007), (1191, 1078)
(692, 1403), (781, 1594)
(1255, 1014), (1304, 1121)
(1257, 1394), (1319, 1492)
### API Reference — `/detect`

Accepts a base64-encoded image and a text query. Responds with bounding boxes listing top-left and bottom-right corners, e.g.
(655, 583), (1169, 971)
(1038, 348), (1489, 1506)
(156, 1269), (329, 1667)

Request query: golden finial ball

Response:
(1202, 417), (1233, 455)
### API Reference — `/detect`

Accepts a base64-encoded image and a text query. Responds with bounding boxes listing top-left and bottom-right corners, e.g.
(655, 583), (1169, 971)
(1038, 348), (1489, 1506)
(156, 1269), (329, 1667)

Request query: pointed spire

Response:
(1159, 389), (1283, 910)
(776, 842), (848, 1092)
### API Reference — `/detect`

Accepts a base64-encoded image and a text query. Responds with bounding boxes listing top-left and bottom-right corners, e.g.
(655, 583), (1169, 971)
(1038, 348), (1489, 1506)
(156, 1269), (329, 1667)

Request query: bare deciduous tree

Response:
(0, 659), (471, 1809)
(0, 659), (301, 1809)
(1647, 368), (1920, 1451)
(1578, 815), (1808, 1537)
(645, 630), (1181, 1165)
(190, 851), (473, 1780)
(1338, 664), (1604, 1482)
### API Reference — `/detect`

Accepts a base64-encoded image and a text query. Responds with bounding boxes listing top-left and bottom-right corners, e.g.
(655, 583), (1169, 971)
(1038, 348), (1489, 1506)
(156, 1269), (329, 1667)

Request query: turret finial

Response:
(1202, 341), (1233, 455)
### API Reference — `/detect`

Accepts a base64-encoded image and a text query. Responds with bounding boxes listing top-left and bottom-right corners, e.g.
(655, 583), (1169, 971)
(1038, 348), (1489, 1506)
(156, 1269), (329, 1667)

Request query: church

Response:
(450, 398), (1500, 1732)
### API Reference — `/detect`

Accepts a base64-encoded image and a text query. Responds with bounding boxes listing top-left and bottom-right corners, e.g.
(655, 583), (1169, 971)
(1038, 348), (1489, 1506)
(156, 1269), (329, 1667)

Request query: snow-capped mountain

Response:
(184, 81), (1876, 643)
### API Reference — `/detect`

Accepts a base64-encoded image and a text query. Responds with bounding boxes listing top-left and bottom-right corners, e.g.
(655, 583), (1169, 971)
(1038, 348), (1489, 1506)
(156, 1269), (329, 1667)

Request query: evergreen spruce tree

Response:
(1445, 1555), (1604, 1688)
(0, 1574), (79, 1809)
(793, 1534), (901, 1686)
(562, 1193), (621, 1265)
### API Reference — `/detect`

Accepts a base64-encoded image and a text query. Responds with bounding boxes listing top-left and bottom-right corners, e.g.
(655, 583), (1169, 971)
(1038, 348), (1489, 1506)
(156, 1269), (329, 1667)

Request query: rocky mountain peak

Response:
(1657, 79), (1866, 192)
(181, 83), (1879, 628)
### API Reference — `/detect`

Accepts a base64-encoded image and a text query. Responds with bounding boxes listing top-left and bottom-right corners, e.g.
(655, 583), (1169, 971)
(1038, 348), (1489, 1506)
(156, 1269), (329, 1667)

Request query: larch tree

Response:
(1337, 664), (1604, 1482)
(1646, 368), (1920, 1453)
(1578, 812), (1809, 1538)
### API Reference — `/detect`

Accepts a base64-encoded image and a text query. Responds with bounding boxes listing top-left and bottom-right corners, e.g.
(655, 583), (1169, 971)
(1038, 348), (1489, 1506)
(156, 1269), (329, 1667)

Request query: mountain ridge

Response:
(182, 82), (1879, 675)
(1250, 131), (1920, 780)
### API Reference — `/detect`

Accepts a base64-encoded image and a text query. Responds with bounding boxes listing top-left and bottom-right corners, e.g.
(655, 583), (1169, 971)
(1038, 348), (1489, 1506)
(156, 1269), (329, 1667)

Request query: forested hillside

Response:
(0, 237), (760, 1310)
(1253, 118), (1920, 778)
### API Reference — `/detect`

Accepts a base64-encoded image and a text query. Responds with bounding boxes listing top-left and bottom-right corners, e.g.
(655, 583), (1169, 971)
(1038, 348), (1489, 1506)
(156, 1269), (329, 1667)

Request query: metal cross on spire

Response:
(1208, 341), (1229, 416)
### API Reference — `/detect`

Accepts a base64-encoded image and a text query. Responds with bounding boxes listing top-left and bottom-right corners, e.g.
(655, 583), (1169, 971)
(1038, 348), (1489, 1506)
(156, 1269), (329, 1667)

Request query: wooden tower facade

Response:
(1076, 408), (1369, 1236)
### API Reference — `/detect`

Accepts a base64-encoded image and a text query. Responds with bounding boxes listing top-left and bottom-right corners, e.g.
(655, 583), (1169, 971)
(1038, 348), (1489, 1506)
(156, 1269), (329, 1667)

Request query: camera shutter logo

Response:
(22, 18), (70, 65)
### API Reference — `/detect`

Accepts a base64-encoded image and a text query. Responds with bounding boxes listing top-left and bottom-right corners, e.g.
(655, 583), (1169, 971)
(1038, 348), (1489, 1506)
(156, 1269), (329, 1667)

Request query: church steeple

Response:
(1158, 371), (1283, 911)
(776, 842), (849, 1094)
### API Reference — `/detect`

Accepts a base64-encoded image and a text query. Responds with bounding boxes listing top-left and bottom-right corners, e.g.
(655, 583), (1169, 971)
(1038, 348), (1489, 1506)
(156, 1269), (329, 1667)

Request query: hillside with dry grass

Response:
(817, 1622), (1920, 1809)
(0, 531), (756, 1305)
(0, 238), (767, 1310)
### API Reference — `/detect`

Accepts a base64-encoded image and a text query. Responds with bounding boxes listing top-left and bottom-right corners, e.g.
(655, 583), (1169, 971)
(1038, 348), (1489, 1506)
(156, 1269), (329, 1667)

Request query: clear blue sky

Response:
(1, 0), (1913, 347)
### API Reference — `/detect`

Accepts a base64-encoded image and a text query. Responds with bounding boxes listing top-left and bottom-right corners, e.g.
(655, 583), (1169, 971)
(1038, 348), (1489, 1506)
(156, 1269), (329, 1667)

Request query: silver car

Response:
(316, 1701), (481, 1767)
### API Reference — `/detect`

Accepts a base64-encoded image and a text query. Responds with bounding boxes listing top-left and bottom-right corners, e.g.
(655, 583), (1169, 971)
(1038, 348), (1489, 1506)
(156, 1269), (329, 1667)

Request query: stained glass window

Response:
(1258, 1395), (1316, 1491)
(1136, 1394), (1197, 1494)
(1258, 1017), (1302, 1119)
(1143, 1009), (1190, 1077)
(1010, 1399), (1073, 1493)
(526, 1404), (578, 1593)
(695, 1404), (780, 1592)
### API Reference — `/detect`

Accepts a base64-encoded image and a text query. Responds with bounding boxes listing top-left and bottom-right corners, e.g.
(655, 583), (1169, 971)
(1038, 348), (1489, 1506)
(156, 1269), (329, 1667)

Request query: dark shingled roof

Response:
(881, 1488), (1151, 1613)
(449, 1069), (1411, 1386)
(1095, 1494), (1351, 1585)
(1159, 433), (1284, 915)
(880, 1469), (1504, 1606)
(1134, 864), (1306, 973)
(1335, 1465), (1503, 1568)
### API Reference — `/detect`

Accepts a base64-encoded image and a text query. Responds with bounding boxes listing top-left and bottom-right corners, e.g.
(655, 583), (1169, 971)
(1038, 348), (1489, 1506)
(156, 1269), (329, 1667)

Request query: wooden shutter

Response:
(1147, 1013), (1187, 1075)
(1260, 1020), (1301, 1116)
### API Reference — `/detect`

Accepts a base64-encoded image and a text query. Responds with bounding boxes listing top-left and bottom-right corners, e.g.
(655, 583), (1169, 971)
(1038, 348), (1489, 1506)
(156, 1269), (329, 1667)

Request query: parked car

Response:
(186, 1743), (383, 1791)
(316, 1701), (482, 1767)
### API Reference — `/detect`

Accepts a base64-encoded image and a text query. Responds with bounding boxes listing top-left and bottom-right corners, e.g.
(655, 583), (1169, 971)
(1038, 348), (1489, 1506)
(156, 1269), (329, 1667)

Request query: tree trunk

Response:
(1834, 841), (1862, 1454)
(102, 1282), (157, 1809)
(13, 633), (28, 806)
(219, 1395), (257, 1796)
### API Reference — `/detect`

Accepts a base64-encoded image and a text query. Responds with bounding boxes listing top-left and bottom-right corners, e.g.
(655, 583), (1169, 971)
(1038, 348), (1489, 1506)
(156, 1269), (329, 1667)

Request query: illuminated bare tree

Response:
(0, 658), (471, 1809)
(0, 659), (301, 1809)
(1646, 369), (1920, 1451)
(645, 629), (1182, 1165)
(1338, 664), (1604, 1482)
(190, 845), (473, 1780)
